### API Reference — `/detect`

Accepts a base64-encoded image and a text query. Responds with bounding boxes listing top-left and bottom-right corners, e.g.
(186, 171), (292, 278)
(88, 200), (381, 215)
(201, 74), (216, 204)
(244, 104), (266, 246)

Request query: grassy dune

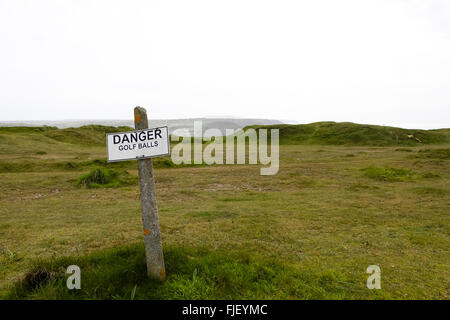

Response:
(246, 122), (450, 146)
(0, 124), (449, 299)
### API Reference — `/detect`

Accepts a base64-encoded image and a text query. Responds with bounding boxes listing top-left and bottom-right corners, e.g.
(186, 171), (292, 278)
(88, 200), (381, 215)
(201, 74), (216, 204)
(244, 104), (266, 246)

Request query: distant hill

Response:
(243, 122), (450, 146)
(1, 121), (449, 147)
(0, 118), (283, 137)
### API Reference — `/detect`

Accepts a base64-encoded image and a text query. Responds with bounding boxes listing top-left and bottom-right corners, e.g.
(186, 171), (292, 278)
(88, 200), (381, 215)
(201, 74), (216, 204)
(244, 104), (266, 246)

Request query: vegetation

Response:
(0, 124), (449, 299)
(42, 125), (134, 146)
(76, 168), (137, 188)
(416, 148), (450, 160)
(361, 166), (415, 182)
(6, 244), (369, 299)
(245, 122), (450, 146)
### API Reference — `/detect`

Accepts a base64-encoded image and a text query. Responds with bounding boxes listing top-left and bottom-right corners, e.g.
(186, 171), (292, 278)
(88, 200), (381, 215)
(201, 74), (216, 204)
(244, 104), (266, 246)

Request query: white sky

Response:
(0, 0), (449, 128)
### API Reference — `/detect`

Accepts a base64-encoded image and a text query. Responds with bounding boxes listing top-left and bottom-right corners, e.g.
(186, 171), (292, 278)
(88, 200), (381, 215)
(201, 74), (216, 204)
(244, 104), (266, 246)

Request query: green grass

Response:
(361, 166), (415, 182)
(0, 126), (58, 133)
(245, 122), (450, 146)
(76, 168), (137, 188)
(0, 125), (449, 300)
(416, 148), (450, 160)
(4, 243), (382, 300)
(2, 123), (449, 151)
(42, 125), (134, 145)
(0, 157), (205, 174)
(411, 187), (447, 196)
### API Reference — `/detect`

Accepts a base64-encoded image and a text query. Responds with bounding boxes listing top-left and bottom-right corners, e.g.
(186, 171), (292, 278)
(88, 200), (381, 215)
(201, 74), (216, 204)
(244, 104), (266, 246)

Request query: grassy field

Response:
(0, 124), (449, 299)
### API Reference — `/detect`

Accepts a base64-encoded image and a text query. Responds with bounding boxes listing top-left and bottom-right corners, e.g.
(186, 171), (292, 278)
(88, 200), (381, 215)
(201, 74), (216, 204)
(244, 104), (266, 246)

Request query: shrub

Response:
(77, 168), (136, 188)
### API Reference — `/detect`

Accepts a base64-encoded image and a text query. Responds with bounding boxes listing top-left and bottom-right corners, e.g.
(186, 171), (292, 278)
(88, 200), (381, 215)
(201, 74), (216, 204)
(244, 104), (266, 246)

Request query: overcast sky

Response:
(0, 0), (449, 128)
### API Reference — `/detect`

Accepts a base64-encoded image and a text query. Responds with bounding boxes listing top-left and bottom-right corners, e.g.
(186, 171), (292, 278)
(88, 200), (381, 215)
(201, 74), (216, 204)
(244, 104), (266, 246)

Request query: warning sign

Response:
(106, 126), (170, 162)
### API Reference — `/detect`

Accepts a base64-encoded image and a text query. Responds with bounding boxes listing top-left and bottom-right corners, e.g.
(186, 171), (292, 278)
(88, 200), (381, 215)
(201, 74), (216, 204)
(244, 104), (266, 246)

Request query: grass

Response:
(0, 157), (205, 174)
(76, 168), (137, 188)
(4, 243), (373, 300)
(361, 166), (415, 182)
(0, 125), (449, 299)
(42, 125), (134, 145)
(417, 148), (450, 160)
(245, 122), (450, 146)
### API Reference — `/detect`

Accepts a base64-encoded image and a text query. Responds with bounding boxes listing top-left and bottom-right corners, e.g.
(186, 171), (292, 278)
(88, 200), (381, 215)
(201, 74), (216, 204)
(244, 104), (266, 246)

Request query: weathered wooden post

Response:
(106, 106), (169, 280)
(134, 106), (166, 280)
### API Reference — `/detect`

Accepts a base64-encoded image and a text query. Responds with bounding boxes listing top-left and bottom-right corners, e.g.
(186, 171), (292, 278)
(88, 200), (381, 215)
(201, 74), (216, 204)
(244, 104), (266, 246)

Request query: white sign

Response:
(107, 126), (170, 162)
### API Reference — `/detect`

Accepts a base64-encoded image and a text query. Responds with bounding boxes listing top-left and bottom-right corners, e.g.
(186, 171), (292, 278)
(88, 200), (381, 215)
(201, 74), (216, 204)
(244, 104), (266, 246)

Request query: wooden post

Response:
(134, 106), (166, 280)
